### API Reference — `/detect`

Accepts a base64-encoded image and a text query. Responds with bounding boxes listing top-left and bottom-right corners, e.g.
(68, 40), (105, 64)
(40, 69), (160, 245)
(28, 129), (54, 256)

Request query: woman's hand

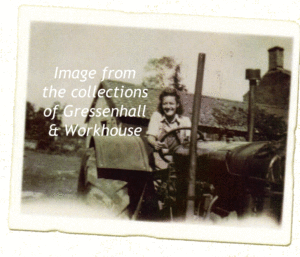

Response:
(153, 141), (168, 151)
(147, 135), (167, 151)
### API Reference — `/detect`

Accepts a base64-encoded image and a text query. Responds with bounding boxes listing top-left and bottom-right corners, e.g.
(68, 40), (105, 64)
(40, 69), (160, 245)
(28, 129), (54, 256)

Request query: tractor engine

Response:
(172, 140), (285, 221)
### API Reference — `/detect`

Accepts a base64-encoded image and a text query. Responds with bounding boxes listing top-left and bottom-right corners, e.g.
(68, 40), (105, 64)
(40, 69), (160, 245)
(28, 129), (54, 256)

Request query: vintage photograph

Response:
(9, 7), (298, 244)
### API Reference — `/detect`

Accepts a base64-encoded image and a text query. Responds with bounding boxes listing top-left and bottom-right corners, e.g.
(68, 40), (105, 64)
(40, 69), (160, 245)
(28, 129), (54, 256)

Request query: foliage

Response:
(25, 101), (64, 148)
(253, 108), (287, 141)
(142, 56), (187, 91)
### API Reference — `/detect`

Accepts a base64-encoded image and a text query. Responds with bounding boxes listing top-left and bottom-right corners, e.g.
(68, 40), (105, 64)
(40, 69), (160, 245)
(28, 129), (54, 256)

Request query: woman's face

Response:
(162, 96), (179, 118)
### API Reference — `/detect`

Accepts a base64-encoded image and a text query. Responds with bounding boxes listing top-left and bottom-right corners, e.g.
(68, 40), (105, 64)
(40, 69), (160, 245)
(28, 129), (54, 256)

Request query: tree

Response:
(170, 64), (187, 92)
(50, 101), (64, 136)
(253, 108), (287, 141)
(25, 101), (35, 137)
(25, 101), (65, 149)
(142, 56), (187, 91)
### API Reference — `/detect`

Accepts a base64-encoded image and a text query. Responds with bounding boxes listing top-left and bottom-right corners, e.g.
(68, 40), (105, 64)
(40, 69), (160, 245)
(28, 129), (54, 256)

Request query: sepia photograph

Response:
(9, 6), (299, 245)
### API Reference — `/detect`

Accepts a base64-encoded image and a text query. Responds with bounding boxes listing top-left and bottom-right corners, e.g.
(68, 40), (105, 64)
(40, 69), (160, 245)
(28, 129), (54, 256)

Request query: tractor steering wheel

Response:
(158, 127), (205, 163)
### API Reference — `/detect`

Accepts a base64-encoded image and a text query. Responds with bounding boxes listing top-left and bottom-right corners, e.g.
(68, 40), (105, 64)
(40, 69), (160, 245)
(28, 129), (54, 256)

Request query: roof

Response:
(263, 67), (291, 77)
(180, 93), (248, 131)
(85, 80), (160, 123)
(86, 80), (285, 132)
(268, 46), (284, 52)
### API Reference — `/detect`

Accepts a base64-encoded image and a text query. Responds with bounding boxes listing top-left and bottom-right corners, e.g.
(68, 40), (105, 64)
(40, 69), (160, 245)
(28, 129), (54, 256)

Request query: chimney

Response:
(268, 46), (284, 70)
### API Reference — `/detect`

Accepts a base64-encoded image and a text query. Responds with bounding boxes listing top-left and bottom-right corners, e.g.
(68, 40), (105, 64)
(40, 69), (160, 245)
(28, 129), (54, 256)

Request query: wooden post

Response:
(186, 53), (205, 219)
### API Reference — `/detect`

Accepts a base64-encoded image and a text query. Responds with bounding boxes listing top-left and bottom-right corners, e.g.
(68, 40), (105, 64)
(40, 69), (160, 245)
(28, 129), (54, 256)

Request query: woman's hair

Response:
(157, 87), (183, 115)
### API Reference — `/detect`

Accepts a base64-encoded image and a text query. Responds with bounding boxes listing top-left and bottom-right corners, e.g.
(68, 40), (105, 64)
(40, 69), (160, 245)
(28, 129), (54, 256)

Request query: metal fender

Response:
(91, 136), (152, 172)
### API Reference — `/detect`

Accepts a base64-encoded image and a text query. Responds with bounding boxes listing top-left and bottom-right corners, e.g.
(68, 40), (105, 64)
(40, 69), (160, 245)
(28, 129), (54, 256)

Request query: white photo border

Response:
(9, 5), (299, 245)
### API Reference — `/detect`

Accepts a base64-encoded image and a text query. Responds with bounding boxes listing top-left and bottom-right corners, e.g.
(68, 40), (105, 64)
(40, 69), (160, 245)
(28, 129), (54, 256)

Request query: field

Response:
(22, 150), (81, 196)
(19, 150), (281, 227)
(21, 150), (129, 219)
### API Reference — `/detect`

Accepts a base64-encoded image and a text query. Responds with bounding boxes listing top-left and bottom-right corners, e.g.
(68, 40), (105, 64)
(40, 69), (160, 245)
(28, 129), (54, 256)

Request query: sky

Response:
(26, 21), (293, 127)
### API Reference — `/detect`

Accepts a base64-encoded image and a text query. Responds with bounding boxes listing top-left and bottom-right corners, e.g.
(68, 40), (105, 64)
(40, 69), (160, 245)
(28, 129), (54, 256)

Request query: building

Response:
(85, 46), (290, 147)
(243, 46), (290, 121)
(84, 80), (248, 149)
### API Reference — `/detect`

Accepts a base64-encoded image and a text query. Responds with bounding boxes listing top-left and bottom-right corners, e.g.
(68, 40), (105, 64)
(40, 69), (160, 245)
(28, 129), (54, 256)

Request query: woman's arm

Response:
(147, 112), (167, 150)
(147, 135), (167, 151)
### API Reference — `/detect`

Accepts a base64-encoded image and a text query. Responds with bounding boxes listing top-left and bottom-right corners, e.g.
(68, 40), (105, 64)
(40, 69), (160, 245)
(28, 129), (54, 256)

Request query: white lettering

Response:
(64, 124), (142, 137)
(65, 124), (78, 136)
(54, 68), (97, 82)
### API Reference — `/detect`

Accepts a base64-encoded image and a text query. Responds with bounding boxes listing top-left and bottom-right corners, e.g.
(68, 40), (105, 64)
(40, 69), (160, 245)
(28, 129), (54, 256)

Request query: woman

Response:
(147, 87), (191, 169)
(146, 87), (191, 219)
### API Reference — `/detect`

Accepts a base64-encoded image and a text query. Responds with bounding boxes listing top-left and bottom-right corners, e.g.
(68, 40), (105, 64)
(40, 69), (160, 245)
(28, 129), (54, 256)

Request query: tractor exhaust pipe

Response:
(245, 69), (260, 142)
(186, 53), (206, 219)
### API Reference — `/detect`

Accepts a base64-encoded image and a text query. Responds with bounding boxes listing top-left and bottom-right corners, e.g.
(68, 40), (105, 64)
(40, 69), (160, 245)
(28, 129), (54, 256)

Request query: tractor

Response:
(77, 54), (285, 223)
(77, 127), (285, 222)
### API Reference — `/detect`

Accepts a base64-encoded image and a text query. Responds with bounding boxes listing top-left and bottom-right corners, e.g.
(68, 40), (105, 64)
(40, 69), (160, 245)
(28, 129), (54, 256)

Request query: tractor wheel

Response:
(77, 148), (93, 194)
(77, 147), (131, 219)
